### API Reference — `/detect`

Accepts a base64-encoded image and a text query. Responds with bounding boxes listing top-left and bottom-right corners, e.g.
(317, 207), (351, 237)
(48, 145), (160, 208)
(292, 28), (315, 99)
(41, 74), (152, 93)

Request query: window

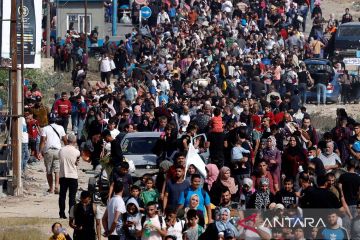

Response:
(121, 137), (159, 155)
(338, 26), (360, 37)
(67, 14), (91, 34)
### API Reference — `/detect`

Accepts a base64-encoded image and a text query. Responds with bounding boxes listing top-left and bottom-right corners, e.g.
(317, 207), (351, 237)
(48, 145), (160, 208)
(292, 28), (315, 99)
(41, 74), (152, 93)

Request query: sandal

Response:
(54, 188), (60, 194)
(47, 189), (54, 194)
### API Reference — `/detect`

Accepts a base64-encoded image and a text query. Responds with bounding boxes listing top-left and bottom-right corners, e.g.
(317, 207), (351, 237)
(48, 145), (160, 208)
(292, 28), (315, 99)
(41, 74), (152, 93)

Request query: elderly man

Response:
(318, 141), (341, 172)
(58, 133), (80, 219)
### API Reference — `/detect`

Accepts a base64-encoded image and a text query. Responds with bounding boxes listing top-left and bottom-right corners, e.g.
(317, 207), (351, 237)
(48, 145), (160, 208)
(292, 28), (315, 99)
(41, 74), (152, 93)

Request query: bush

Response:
(0, 69), (70, 107)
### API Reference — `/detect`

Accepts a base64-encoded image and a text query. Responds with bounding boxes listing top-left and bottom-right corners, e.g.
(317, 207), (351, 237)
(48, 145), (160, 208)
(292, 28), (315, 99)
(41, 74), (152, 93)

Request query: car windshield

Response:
(121, 137), (159, 155)
(306, 63), (333, 74)
(338, 26), (360, 37)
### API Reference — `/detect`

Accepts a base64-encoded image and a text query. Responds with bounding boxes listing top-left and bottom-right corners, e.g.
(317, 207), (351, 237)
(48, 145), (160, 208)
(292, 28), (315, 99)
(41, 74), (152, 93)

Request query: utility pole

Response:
(46, 0), (51, 58)
(11, 0), (23, 196)
(112, 0), (117, 36)
(84, 0), (87, 53)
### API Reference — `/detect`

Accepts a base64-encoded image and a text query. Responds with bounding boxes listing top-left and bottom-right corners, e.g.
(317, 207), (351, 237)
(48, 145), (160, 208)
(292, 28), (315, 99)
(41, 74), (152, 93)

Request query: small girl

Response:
(231, 139), (251, 169)
(140, 178), (160, 206)
(49, 222), (72, 240)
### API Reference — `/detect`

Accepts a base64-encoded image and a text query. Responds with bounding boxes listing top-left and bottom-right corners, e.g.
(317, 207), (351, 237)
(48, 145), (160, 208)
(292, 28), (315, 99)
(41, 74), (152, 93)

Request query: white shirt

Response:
(41, 123), (66, 151)
(157, 12), (170, 25)
(167, 219), (185, 240)
(59, 145), (80, 179)
(107, 195), (126, 236)
(110, 129), (120, 139)
(318, 152), (341, 171)
(141, 215), (166, 240)
(100, 57), (112, 72)
(21, 117), (29, 144)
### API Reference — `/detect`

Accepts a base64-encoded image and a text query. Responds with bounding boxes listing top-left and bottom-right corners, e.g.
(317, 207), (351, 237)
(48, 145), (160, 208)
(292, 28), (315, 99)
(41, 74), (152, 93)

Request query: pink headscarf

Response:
(205, 164), (219, 190)
(219, 166), (238, 195)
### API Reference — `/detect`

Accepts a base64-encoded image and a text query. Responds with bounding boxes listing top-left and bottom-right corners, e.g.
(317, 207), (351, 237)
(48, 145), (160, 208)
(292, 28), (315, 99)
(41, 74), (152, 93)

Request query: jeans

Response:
(316, 83), (327, 104)
(101, 71), (111, 85)
(60, 116), (69, 133)
(22, 143), (29, 172)
(59, 177), (78, 216)
(299, 5), (308, 32)
(298, 82), (308, 104)
(71, 112), (78, 132)
(342, 84), (351, 104)
(77, 118), (85, 140)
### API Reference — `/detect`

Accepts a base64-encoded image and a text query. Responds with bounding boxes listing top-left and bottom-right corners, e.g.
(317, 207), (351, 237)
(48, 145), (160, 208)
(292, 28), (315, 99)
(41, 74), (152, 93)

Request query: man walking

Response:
(103, 182), (126, 240)
(69, 190), (102, 240)
(39, 118), (67, 194)
(53, 92), (72, 133)
(59, 133), (80, 219)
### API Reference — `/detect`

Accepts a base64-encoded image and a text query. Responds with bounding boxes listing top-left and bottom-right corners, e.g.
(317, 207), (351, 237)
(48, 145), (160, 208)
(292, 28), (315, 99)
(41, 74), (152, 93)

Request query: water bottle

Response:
(144, 220), (152, 238)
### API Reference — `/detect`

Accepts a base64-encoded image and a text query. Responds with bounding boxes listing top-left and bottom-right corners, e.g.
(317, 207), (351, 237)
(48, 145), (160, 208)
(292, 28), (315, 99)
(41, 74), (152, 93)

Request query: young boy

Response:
(165, 208), (185, 240)
(182, 209), (204, 240)
(25, 111), (40, 160)
(209, 107), (223, 133)
(127, 185), (144, 212)
(49, 222), (72, 240)
(231, 139), (251, 169)
(140, 178), (160, 206)
(275, 177), (297, 208)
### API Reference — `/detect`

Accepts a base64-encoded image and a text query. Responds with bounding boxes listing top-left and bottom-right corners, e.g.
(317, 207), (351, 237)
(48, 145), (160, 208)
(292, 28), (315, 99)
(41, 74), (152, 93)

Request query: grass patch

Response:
(0, 228), (47, 240)
(0, 217), (54, 226)
(0, 217), (69, 240)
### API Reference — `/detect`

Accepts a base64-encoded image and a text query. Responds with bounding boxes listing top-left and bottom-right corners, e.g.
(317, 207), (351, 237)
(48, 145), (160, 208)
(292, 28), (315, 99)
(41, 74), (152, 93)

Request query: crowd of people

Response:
(24, 0), (360, 239)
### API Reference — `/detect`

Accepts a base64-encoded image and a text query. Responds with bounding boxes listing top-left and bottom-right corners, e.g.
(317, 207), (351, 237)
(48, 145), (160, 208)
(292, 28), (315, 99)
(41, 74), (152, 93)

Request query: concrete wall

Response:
(57, 2), (106, 39)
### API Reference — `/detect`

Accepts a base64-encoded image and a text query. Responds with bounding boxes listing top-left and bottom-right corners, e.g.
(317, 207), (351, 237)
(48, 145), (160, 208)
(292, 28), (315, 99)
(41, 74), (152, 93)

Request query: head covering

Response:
(216, 208), (239, 238)
(205, 164), (219, 190)
(159, 160), (173, 172)
(219, 167), (238, 195)
(267, 136), (277, 150)
(189, 194), (200, 209)
(242, 178), (253, 188)
(126, 197), (140, 210)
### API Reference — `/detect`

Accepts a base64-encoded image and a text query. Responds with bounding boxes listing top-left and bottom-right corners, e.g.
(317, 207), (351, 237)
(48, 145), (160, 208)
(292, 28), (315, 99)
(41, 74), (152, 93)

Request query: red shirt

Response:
(27, 119), (39, 139)
(54, 99), (72, 117)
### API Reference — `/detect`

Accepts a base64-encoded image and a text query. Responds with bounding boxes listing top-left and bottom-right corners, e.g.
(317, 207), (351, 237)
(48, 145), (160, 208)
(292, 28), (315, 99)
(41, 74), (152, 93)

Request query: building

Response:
(56, 0), (105, 42)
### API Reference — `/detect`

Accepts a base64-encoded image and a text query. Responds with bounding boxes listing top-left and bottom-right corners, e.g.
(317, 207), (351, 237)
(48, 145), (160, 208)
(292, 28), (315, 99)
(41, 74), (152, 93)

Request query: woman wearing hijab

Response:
(199, 208), (240, 240)
(203, 164), (219, 192)
(210, 166), (238, 205)
(281, 135), (308, 180)
(262, 136), (282, 189)
(184, 194), (206, 227)
(247, 177), (276, 209)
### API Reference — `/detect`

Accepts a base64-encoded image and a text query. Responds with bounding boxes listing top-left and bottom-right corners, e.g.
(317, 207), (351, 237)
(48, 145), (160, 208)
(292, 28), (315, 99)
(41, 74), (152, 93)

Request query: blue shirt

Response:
(178, 187), (211, 213)
(319, 227), (349, 240)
